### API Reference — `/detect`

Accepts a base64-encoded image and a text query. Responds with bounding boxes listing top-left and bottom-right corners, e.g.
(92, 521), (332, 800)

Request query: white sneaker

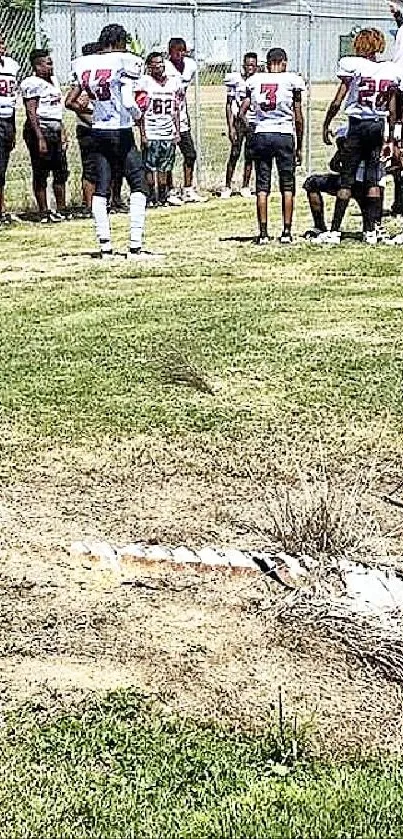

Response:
(392, 232), (403, 245)
(220, 187), (232, 199)
(182, 186), (208, 203)
(166, 192), (182, 207)
(363, 231), (377, 245)
(239, 187), (253, 199)
(311, 230), (341, 245)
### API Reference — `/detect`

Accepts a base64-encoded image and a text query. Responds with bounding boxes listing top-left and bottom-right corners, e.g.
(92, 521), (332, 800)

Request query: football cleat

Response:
(303, 227), (325, 240)
(363, 231), (377, 245)
(239, 186), (253, 199)
(39, 211), (63, 224)
(182, 186), (208, 203)
(279, 231), (292, 244)
(392, 232), (403, 245)
(255, 235), (269, 246)
(310, 230), (341, 245)
(220, 187), (232, 199)
(166, 192), (183, 207)
(127, 248), (164, 261)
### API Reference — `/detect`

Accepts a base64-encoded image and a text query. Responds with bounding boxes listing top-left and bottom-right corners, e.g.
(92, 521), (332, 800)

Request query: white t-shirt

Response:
(0, 56), (19, 119)
(393, 24), (403, 64)
(71, 51), (143, 130)
(165, 56), (196, 133)
(135, 73), (182, 141)
(338, 57), (401, 120)
(247, 71), (305, 134)
(224, 71), (256, 125)
(20, 75), (63, 122)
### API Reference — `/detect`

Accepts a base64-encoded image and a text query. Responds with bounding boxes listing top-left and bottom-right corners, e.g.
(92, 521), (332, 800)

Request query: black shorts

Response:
(178, 130), (197, 167)
(303, 171), (365, 206)
(251, 131), (295, 194)
(339, 118), (383, 189)
(0, 117), (14, 187)
(92, 127), (146, 197)
(76, 123), (97, 185)
(229, 118), (255, 167)
(23, 120), (69, 188)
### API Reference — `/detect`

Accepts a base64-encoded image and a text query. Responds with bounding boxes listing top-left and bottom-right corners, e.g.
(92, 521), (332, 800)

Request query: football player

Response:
(390, 2), (403, 215)
(0, 33), (19, 224)
(303, 132), (374, 238)
(165, 37), (206, 203)
(314, 27), (400, 245)
(136, 51), (182, 207)
(221, 51), (258, 199)
(240, 47), (305, 244)
(66, 23), (151, 260)
(21, 49), (68, 223)
(69, 41), (99, 215)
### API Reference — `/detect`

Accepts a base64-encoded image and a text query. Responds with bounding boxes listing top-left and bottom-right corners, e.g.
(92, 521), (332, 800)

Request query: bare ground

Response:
(1, 440), (403, 755)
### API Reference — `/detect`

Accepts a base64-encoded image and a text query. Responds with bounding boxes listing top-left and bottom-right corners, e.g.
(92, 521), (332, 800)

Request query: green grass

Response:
(0, 689), (402, 839)
(1, 197), (403, 478)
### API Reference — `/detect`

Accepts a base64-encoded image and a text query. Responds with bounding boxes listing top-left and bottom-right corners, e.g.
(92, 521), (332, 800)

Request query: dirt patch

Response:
(1, 547), (403, 755)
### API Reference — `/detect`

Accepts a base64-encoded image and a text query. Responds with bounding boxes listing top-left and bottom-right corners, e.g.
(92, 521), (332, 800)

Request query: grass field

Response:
(2, 84), (403, 837)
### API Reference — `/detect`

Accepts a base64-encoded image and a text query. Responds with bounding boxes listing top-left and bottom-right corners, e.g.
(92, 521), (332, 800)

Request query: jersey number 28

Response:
(358, 77), (392, 109)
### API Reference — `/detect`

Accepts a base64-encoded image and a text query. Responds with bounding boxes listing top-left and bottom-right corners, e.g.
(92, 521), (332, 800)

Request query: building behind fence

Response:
(0, 0), (400, 207)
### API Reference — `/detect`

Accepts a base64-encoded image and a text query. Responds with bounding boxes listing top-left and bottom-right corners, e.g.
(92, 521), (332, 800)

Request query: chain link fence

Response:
(0, 0), (400, 209)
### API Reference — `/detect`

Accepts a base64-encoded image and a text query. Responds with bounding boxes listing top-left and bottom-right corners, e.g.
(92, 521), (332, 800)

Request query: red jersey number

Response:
(260, 83), (278, 111)
(0, 78), (15, 97)
(358, 77), (393, 109)
(81, 68), (112, 101)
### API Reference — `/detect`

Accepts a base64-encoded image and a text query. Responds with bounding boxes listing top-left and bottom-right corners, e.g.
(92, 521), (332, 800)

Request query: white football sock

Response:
(92, 195), (111, 252)
(130, 191), (146, 250)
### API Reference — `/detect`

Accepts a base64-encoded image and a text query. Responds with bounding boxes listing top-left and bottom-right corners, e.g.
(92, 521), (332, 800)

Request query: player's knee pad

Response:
(279, 171), (295, 195)
(303, 174), (319, 193)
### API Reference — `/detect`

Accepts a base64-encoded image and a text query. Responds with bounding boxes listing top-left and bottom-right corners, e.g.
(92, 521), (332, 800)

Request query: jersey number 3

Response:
(81, 69), (112, 101)
(260, 83), (278, 110)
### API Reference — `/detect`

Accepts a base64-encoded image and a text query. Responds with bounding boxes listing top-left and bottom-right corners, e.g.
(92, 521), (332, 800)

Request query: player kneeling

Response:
(240, 47), (304, 244)
(314, 27), (400, 245)
(136, 52), (182, 207)
(66, 24), (152, 260)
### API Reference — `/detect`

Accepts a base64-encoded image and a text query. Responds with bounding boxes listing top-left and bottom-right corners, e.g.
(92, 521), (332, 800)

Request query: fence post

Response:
(192, 0), (203, 187)
(34, 0), (42, 48)
(70, 2), (77, 62)
(306, 7), (313, 172)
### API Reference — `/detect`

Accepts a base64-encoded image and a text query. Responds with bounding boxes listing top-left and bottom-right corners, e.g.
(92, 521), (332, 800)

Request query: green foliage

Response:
(0, 690), (402, 838)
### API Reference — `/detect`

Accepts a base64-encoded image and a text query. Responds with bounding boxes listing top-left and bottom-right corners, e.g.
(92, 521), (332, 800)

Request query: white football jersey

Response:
(20, 75), (63, 122)
(224, 71), (256, 124)
(247, 71), (305, 134)
(165, 56), (196, 132)
(135, 74), (182, 141)
(71, 51), (142, 130)
(0, 56), (19, 119)
(338, 57), (401, 120)
(69, 60), (93, 128)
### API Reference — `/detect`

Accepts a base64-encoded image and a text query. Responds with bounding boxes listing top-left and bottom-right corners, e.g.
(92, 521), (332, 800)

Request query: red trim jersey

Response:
(165, 56), (196, 133)
(71, 51), (143, 130)
(0, 56), (19, 119)
(338, 57), (402, 120)
(134, 74), (182, 141)
(247, 71), (305, 134)
(20, 75), (62, 122)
